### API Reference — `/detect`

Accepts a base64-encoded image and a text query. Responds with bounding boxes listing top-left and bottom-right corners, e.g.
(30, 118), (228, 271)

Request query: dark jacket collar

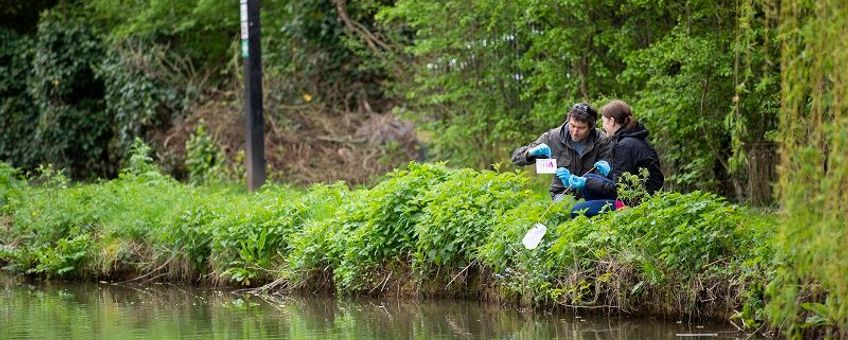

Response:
(612, 121), (649, 140)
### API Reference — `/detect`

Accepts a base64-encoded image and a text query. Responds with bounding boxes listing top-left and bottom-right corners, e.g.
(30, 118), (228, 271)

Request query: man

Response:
(511, 103), (609, 200)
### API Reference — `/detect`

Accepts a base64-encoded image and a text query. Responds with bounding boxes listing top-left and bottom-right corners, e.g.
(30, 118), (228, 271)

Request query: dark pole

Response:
(241, 0), (265, 191)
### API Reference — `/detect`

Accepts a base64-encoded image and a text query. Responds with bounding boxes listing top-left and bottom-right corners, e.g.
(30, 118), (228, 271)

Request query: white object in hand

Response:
(535, 159), (557, 174)
(522, 223), (547, 249)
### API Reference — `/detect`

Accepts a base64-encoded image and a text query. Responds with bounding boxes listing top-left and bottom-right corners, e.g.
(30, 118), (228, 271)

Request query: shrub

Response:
(287, 183), (357, 284)
(210, 186), (305, 285)
(29, 7), (112, 179)
(185, 122), (229, 185)
(0, 162), (24, 215)
(413, 168), (529, 273)
(335, 162), (451, 291)
(477, 196), (574, 299)
(536, 192), (773, 310)
(0, 161), (780, 326)
(97, 42), (184, 157)
(0, 29), (37, 170)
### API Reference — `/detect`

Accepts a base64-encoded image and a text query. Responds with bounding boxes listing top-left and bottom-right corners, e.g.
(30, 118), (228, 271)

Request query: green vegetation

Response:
(29, 8), (111, 178)
(0, 0), (402, 184)
(380, 0), (780, 203)
(765, 0), (848, 337)
(1, 152), (775, 328)
(2, 0), (848, 337)
(0, 0), (778, 199)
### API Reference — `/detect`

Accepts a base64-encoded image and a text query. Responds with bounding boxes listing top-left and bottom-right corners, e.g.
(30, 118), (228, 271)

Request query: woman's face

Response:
(602, 115), (619, 135)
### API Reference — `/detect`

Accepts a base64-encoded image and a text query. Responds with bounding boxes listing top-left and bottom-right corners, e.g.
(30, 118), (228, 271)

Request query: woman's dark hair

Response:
(601, 100), (636, 129)
(567, 102), (597, 128)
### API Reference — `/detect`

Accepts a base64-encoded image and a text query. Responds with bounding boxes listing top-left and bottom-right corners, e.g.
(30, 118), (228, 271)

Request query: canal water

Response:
(1, 275), (747, 339)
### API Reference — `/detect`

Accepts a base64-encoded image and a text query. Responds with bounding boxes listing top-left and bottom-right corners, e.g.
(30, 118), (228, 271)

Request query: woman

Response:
(568, 100), (664, 217)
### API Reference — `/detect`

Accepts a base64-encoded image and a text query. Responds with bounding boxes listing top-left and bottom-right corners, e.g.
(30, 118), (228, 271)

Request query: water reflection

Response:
(1, 276), (745, 339)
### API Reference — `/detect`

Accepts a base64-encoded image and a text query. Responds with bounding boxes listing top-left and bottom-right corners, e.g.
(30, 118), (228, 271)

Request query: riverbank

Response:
(1, 159), (776, 333)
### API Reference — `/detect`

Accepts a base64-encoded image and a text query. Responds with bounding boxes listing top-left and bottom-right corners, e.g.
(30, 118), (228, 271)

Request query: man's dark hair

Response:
(567, 102), (598, 128)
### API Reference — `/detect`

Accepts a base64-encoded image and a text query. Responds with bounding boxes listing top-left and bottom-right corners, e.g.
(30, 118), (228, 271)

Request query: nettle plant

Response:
(335, 162), (451, 291)
(616, 167), (651, 206)
(412, 168), (529, 276)
(185, 122), (230, 185)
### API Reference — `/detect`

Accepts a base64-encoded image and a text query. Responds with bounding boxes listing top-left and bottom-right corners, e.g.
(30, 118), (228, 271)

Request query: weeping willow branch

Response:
(768, 0), (848, 335)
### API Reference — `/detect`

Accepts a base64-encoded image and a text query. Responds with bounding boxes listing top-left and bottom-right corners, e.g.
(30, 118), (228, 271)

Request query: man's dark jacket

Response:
(585, 122), (664, 197)
(511, 124), (609, 197)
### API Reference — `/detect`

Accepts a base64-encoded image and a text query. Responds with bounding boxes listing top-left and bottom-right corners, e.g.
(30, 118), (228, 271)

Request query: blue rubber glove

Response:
(594, 160), (611, 176)
(568, 175), (587, 190)
(527, 143), (551, 158)
(555, 167), (571, 185)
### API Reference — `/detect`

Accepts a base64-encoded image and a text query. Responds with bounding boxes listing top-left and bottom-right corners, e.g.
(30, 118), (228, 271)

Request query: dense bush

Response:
(0, 155), (777, 326)
(29, 7), (112, 179)
(0, 29), (37, 170)
(412, 168), (528, 271)
(85, 0), (239, 69)
(335, 162), (451, 290)
(285, 183), (359, 286)
(0, 9), (189, 180)
(0, 162), (23, 215)
(478, 190), (775, 315)
(97, 42), (185, 156)
(208, 186), (306, 285)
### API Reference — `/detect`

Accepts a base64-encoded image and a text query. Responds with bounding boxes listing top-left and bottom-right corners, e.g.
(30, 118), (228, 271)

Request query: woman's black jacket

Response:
(585, 122), (664, 197)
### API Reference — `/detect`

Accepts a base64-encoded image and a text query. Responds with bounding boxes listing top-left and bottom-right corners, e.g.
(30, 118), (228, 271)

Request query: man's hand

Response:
(594, 160), (611, 176)
(555, 167), (571, 185)
(568, 175), (587, 190)
(527, 143), (551, 158)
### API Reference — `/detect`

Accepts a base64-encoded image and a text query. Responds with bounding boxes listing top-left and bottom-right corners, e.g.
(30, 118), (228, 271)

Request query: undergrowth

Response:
(0, 150), (777, 328)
